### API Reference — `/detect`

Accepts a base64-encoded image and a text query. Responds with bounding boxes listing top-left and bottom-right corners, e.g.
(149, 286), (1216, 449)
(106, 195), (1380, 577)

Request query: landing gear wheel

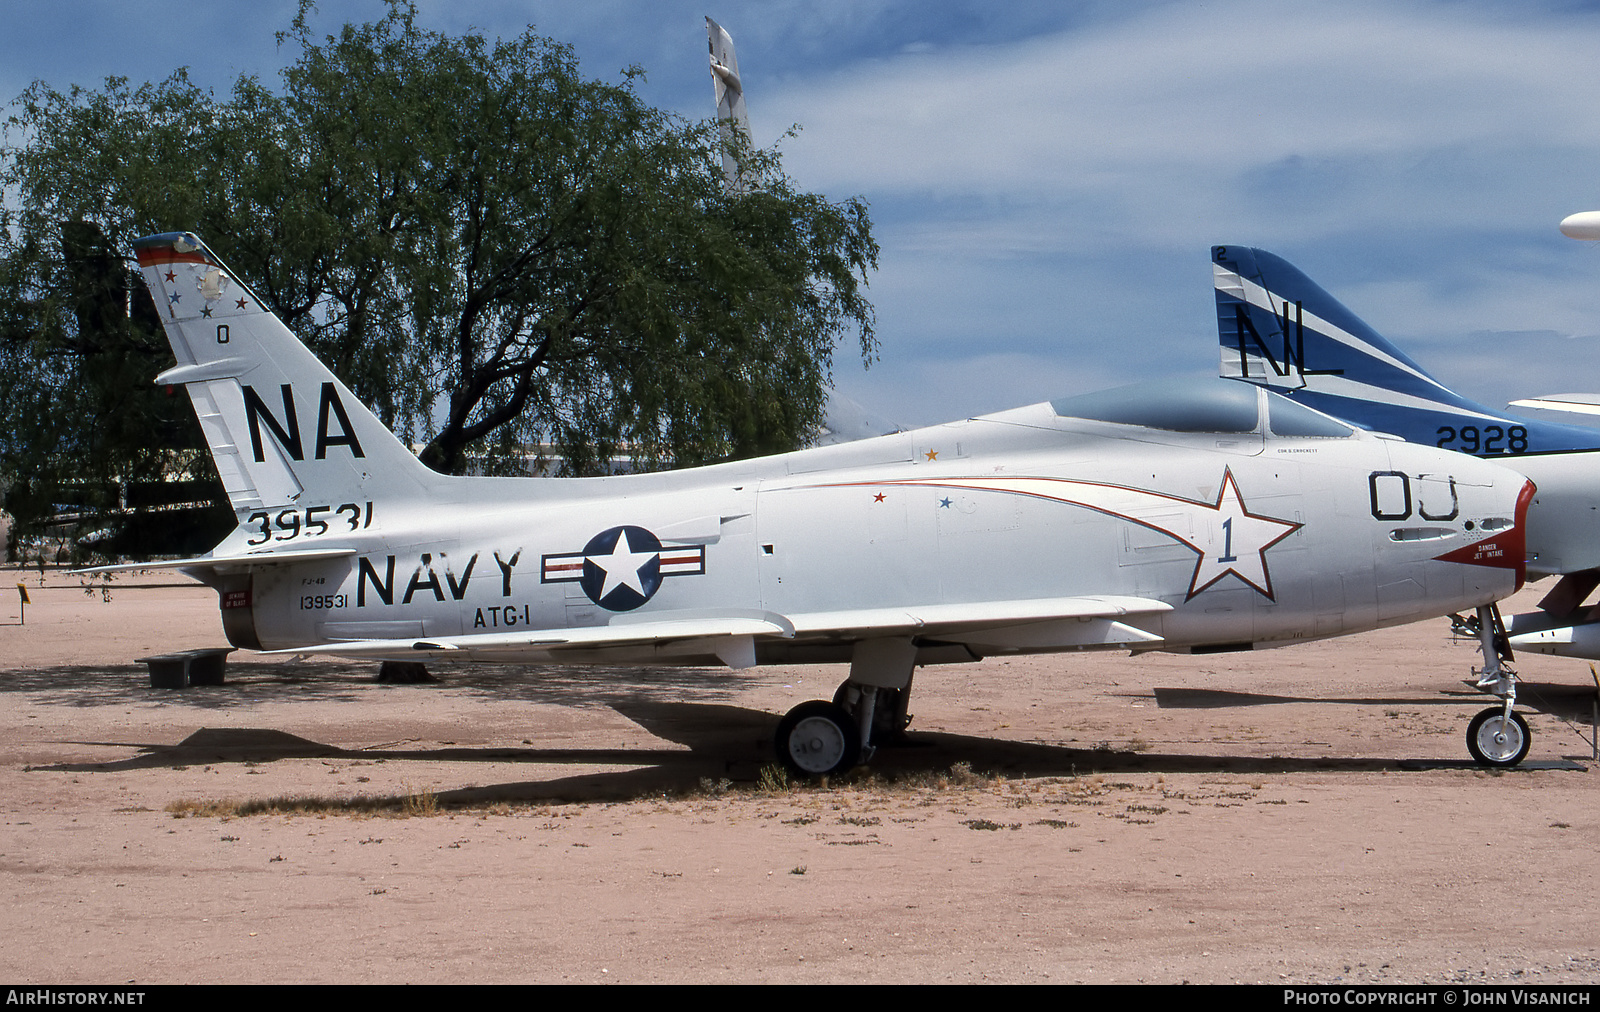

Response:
(776, 700), (861, 778)
(1466, 707), (1531, 768)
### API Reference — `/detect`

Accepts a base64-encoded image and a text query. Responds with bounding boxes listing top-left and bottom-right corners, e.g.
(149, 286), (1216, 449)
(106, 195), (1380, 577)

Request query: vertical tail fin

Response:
(1210, 244), (1600, 453)
(134, 232), (438, 518)
(707, 16), (751, 192)
(1212, 245), (1451, 400)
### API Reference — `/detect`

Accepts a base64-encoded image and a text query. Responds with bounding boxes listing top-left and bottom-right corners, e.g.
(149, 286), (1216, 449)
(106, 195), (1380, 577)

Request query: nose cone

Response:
(1430, 478), (1535, 591)
(1560, 210), (1600, 240)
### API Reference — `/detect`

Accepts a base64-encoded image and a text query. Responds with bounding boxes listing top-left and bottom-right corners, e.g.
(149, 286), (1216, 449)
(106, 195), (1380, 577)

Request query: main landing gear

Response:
(1458, 603), (1532, 768)
(774, 638), (917, 778)
(775, 699), (861, 778)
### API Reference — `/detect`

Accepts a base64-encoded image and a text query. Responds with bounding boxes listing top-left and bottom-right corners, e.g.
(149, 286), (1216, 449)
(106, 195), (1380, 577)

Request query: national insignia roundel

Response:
(540, 525), (708, 611)
(579, 525), (664, 611)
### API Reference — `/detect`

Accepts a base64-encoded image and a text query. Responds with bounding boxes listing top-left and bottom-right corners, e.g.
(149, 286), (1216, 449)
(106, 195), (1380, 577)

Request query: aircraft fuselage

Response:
(207, 401), (1531, 666)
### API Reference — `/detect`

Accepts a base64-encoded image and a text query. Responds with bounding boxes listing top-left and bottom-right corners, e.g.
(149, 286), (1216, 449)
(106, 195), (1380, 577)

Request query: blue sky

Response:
(8, 0), (1600, 428)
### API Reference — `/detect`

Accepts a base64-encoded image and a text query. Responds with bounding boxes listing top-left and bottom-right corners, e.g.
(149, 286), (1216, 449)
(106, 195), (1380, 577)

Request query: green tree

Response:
(0, 217), (235, 559)
(0, 1), (876, 549)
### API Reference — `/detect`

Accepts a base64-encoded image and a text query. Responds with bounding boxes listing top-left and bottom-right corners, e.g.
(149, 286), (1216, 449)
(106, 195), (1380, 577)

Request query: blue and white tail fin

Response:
(1211, 244), (1600, 456)
(134, 232), (440, 520)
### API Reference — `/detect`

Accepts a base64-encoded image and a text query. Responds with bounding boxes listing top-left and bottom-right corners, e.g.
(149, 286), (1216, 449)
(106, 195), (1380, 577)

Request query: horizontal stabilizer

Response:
(76, 546), (358, 575)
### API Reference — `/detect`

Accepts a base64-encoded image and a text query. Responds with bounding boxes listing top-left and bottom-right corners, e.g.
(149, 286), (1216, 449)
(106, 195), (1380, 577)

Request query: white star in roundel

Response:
(1183, 468), (1301, 600)
(589, 527), (659, 601)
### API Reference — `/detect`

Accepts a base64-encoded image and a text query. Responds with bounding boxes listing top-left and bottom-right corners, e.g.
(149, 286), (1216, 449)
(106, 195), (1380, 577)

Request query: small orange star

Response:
(924, 449), (938, 461)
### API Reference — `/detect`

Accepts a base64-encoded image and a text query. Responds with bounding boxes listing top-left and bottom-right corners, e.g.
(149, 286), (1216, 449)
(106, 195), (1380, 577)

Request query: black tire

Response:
(1466, 707), (1531, 768)
(775, 700), (861, 778)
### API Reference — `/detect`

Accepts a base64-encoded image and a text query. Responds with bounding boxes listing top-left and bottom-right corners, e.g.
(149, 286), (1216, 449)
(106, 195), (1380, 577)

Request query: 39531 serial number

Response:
(299, 594), (348, 610)
(248, 501), (374, 545)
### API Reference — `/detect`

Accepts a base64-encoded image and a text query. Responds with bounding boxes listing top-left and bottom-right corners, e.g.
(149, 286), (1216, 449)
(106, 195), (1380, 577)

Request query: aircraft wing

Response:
(785, 595), (1169, 651)
(1506, 393), (1600, 417)
(784, 594), (1168, 633)
(268, 595), (1171, 667)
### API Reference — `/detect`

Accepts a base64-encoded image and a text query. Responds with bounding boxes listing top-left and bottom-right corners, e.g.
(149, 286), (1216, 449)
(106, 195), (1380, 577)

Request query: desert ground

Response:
(0, 565), (1597, 985)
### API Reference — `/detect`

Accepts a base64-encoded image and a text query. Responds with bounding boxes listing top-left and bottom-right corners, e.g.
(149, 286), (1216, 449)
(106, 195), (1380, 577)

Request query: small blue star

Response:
(201, 305), (213, 318)
(938, 497), (952, 508)
(167, 291), (181, 304)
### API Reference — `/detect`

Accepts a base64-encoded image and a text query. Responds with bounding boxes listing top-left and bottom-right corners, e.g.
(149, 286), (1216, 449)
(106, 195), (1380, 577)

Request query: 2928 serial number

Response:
(1436, 425), (1527, 454)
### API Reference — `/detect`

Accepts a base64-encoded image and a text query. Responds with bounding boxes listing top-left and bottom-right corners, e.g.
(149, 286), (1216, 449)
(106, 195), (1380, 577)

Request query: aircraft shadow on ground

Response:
(1152, 682), (1599, 722)
(36, 696), (1587, 803)
(13, 661), (1589, 728)
(0, 659), (750, 711)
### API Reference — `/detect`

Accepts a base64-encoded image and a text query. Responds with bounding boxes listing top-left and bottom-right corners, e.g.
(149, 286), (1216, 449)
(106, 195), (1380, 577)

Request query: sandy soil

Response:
(0, 566), (1597, 985)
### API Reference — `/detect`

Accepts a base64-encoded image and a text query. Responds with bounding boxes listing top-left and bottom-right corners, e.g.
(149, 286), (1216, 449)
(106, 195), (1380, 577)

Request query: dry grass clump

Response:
(160, 760), (1047, 821)
(165, 784), (440, 819)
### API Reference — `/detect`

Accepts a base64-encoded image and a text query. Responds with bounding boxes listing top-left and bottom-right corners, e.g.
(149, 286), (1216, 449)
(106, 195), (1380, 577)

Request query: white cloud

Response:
(747, 1), (1600, 421)
(775, 2), (1600, 189)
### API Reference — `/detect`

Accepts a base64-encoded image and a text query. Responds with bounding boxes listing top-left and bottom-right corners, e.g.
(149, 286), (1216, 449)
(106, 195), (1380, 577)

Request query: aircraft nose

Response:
(1430, 478), (1535, 591)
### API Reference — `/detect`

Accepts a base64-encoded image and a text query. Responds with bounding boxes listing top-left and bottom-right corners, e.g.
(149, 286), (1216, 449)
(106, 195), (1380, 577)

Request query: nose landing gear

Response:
(1460, 603), (1531, 768)
(1466, 706), (1531, 767)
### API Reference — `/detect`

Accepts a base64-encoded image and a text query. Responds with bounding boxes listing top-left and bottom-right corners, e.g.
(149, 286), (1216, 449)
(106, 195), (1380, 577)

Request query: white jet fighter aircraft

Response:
(108, 232), (1539, 773)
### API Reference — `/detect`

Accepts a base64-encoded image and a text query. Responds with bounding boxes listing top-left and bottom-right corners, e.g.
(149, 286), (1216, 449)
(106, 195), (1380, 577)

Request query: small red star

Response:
(873, 493), (886, 502)
(235, 297), (249, 309)
(164, 269), (176, 282)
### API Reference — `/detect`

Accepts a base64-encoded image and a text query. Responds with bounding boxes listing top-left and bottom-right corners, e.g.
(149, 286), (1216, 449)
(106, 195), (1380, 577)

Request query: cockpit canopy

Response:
(1051, 378), (1354, 437)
